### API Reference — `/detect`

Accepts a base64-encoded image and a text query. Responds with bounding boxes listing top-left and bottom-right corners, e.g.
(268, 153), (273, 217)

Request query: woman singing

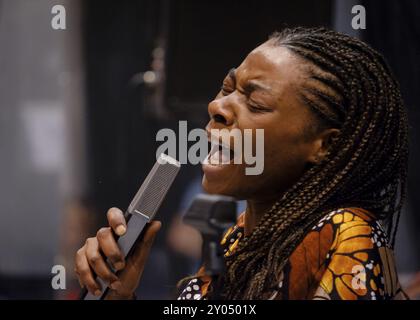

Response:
(74, 27), (409, 300)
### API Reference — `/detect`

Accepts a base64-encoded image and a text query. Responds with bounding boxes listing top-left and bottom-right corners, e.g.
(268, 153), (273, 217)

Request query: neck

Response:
(244, 195), (281, 236)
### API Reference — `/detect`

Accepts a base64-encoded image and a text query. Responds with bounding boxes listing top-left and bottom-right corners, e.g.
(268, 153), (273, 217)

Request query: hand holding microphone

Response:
(74, 154), (180, 300)
(75, 208), (161, 299)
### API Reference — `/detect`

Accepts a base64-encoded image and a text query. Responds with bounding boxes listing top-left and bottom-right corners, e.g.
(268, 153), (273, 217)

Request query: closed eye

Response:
(247, 102), (271, 113)
(220, 85), (234, 96)
(220, 85), (272, 114)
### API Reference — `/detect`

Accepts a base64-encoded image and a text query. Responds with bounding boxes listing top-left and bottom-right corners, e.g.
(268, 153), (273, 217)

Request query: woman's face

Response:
(202, 43), (324, 201)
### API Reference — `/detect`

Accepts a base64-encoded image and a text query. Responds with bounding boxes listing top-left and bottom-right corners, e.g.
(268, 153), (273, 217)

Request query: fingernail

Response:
(110, 281), (122, 291)
(116, 225), (126, 236)
(94, 290), (102, 296)
(114, 261), (125, 270)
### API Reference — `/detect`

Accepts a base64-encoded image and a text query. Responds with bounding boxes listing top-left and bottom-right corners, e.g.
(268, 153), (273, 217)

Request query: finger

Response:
(85, 237), (119, 287)
(107, 207), (127, 236)
(77, 275), (84, 289)
(97, 227), (125, 271)
(75, 246), (102, 296)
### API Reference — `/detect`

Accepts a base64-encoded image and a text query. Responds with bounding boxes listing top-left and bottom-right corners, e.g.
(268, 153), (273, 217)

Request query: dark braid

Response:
(221, 27), (409, 300)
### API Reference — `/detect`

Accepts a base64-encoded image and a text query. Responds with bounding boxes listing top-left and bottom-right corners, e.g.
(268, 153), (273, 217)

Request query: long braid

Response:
(221, 27), (409, 300)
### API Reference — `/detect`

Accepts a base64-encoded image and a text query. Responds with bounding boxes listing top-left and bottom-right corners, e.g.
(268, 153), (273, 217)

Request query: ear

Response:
(307, 128), (340, 165)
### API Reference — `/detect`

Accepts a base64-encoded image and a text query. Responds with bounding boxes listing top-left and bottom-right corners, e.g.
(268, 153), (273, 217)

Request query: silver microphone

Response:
(83, 153), (181, 300)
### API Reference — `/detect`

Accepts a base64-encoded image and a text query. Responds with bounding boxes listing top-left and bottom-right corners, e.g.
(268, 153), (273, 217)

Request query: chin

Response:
(201, 174), (249, 200)
(201, 158), (247, 197)
(201, 175), (226, 195)
(201, 175), (229, 195)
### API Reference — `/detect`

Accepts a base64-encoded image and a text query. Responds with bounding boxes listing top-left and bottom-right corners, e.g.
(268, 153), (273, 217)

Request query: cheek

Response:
(265, 144), (306, 176)
(227, 135), (308, 198)
(263, 125), (310, 179)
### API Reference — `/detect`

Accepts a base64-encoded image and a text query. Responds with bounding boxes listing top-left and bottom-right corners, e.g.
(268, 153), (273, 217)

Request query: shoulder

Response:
(314, 207), (377, 230)
(293, 207), (384, 262)
(281, 207), (385, 299)
(310, 208), (403, 300)
(306, 207), (389, 271)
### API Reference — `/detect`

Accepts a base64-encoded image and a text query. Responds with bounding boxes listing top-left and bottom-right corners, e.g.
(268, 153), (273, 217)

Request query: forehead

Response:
(234, 44), (306, 95)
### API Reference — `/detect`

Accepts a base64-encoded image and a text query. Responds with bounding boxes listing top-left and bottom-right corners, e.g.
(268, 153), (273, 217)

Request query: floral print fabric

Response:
(178, 207), (406, 300)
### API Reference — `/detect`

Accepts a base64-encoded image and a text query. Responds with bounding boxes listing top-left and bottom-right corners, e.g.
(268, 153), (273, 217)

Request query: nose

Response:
(207, 96), (235, 129)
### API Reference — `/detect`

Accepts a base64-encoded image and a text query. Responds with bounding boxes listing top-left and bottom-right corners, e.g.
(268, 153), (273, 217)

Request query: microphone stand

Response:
(183, 194), (237, 300)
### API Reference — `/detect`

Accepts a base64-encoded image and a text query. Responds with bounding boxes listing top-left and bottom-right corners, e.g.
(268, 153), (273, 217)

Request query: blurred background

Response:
(0, 0), (419, 299)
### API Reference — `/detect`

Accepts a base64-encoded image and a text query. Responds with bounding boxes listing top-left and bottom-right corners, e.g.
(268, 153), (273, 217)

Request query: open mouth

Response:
(203, 139), (235, 166)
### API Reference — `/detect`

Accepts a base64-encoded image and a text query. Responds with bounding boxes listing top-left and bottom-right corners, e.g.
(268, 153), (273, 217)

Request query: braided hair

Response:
(221, 27), (409, 300)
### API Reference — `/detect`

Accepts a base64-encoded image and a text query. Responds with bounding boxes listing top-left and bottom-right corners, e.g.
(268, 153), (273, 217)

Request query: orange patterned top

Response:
(178, 207), (406, 300)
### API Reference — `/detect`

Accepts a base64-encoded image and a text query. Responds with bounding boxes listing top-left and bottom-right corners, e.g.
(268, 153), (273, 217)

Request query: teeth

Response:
(204, 142), (233, 165)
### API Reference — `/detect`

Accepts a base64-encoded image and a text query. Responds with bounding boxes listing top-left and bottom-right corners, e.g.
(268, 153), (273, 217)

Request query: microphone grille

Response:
(128, 154), (180, 219)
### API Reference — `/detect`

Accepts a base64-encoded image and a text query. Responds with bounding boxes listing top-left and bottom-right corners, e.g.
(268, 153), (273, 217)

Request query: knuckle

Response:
(89, 253), (101, 266)
(85, 237), (95, 246)
(75, 248), (84, 259)
(109, 252), (123, 263)
(96, 227), (109, 240)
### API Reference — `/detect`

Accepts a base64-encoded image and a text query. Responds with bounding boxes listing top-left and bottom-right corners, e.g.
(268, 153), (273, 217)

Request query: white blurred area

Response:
(0, 0), (86, 297)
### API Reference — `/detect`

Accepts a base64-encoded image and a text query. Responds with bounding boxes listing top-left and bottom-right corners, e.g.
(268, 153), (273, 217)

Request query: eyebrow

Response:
(227, 68), (272, 95)
(228, 68), (236, 82)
